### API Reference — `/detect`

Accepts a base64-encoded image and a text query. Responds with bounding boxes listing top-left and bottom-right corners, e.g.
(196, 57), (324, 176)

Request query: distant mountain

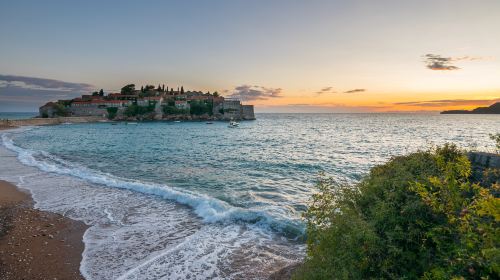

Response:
(441, 102), (500, 114)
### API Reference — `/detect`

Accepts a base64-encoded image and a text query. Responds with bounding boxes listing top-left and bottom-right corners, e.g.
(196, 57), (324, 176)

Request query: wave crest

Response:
(1, 133), (304, 238)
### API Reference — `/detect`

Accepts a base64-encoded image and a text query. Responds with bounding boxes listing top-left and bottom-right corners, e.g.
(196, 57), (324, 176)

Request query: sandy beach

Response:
(0, 180), (87, 280)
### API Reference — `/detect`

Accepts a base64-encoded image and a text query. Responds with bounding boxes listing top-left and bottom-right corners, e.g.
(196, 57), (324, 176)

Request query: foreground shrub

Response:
(294, 144), (499, 279)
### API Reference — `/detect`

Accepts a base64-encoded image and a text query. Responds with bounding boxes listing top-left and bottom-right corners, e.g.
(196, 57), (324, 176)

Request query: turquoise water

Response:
(1, 113), (499, 279)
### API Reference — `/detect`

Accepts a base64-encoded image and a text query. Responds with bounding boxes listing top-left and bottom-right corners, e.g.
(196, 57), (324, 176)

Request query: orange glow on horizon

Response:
(245, 89), (500, 112)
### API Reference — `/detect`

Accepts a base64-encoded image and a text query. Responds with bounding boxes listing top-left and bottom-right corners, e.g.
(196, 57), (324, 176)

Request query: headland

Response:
(39, 84), (255, 121)
(441, 102), (500, 114)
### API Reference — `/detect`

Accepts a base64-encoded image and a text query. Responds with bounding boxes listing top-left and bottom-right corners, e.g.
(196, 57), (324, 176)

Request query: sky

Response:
(1, 0), (499, 112)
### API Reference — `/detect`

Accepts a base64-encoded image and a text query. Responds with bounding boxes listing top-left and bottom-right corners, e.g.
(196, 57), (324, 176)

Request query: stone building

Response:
(241, 105), (255, 120)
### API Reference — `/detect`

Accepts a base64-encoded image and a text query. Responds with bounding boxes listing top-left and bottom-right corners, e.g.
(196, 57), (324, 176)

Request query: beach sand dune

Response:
(0, 180), (87, 280)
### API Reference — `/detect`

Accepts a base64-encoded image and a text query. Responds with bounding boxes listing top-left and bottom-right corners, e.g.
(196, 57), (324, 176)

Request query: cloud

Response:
(423, 54), (489, 71)
(453, 56), (487, 61)
(343, 88), (365, 93)
(226, 85), (283, 101)
(0, 75), (95, 111)
(423, 54), (460, 70)
(394, 98), (500, 107)
(0, 74), (94, 92)
(315, 86), (336, 95)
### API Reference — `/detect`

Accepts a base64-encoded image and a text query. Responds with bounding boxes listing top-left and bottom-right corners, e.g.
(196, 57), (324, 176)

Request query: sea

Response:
(0, 112), (38, 120)
(0, 113), (499, 279)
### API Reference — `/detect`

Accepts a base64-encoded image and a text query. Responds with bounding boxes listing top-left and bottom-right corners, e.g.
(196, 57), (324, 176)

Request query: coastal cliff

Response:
(441, 102), (500, 114)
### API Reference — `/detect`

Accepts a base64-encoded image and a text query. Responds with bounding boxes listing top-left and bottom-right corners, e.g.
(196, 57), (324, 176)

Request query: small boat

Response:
(61, 122), (72, 125)
(111, 123), (118, 125)
(228, 121), (239, 128)
(126, 122), (138, 125)
(206, 122), (213, 124)
(174, 120), (181, 123)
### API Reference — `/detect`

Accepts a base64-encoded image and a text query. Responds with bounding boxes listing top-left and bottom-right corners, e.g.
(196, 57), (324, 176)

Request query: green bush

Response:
(162, 105), (189, 115)
(294, 144), (499, 280)
(53, 103), (69, 117)
(124, 104), (155, 117)
(106, 107), (118, 119)
(189, 100), (213, 115)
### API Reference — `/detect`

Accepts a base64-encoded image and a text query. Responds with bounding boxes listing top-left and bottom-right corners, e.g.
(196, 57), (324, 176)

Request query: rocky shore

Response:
(0, 180), (87, 280)
(113, 112), (254, 122)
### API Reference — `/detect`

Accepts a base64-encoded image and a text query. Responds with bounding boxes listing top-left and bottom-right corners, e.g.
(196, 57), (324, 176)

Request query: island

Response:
(39, 84), (255, 121)
(441, 102), (500, 114)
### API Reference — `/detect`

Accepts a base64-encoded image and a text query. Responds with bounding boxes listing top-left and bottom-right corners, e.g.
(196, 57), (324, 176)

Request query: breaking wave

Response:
(1, 133), (305, 238)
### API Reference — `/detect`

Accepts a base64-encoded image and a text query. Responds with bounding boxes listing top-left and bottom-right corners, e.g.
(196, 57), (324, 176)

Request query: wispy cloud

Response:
(344, 88), (365, 93)
(394, 98), (500, 107)
(0, 74), (94, 92)
(423, 54), (488, 71)
(315, 86), (336, 95)
(226, 85), (283, 101)
(423, 54), (460, 70)
(0, 75), (95, 111)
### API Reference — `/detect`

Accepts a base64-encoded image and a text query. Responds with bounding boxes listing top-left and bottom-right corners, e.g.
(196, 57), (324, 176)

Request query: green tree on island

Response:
(124, 103), (156, 117)
(121, 84), (135, 94)
(53, 103), (69, 117)
(189, 100), (212, 115)
(106, 107), (118, 119)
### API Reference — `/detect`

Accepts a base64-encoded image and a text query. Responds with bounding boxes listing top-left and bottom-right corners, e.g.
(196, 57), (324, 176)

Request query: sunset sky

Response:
(1, 0), (499, 112)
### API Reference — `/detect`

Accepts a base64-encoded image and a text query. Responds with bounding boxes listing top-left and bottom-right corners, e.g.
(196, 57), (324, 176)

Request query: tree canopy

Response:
(121, 84), (135, 94)
(294, 144), (499, 280)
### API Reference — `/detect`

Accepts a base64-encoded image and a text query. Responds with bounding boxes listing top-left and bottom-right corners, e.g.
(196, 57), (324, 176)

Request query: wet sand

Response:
(0, 180), (87, 280)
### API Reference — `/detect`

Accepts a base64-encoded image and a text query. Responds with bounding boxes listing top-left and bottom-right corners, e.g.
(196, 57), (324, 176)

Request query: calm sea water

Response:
(0, 113), (499, 279)
(0, 112), (37, 120)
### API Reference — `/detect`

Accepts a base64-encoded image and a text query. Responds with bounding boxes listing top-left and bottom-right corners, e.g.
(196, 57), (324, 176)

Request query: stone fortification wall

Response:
(241, 105), (255, 120)
(69, 107), (107, 117)
(468, 152), (500, 169)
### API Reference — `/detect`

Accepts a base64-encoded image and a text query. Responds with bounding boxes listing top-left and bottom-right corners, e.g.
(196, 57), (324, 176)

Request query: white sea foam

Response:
(0, 130), (304, 279)
(0, 133), (304, 236)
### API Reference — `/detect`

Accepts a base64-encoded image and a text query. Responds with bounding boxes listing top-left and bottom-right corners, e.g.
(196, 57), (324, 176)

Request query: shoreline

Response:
(0, 180), (87, 279)
(0, 115), (255, 130)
